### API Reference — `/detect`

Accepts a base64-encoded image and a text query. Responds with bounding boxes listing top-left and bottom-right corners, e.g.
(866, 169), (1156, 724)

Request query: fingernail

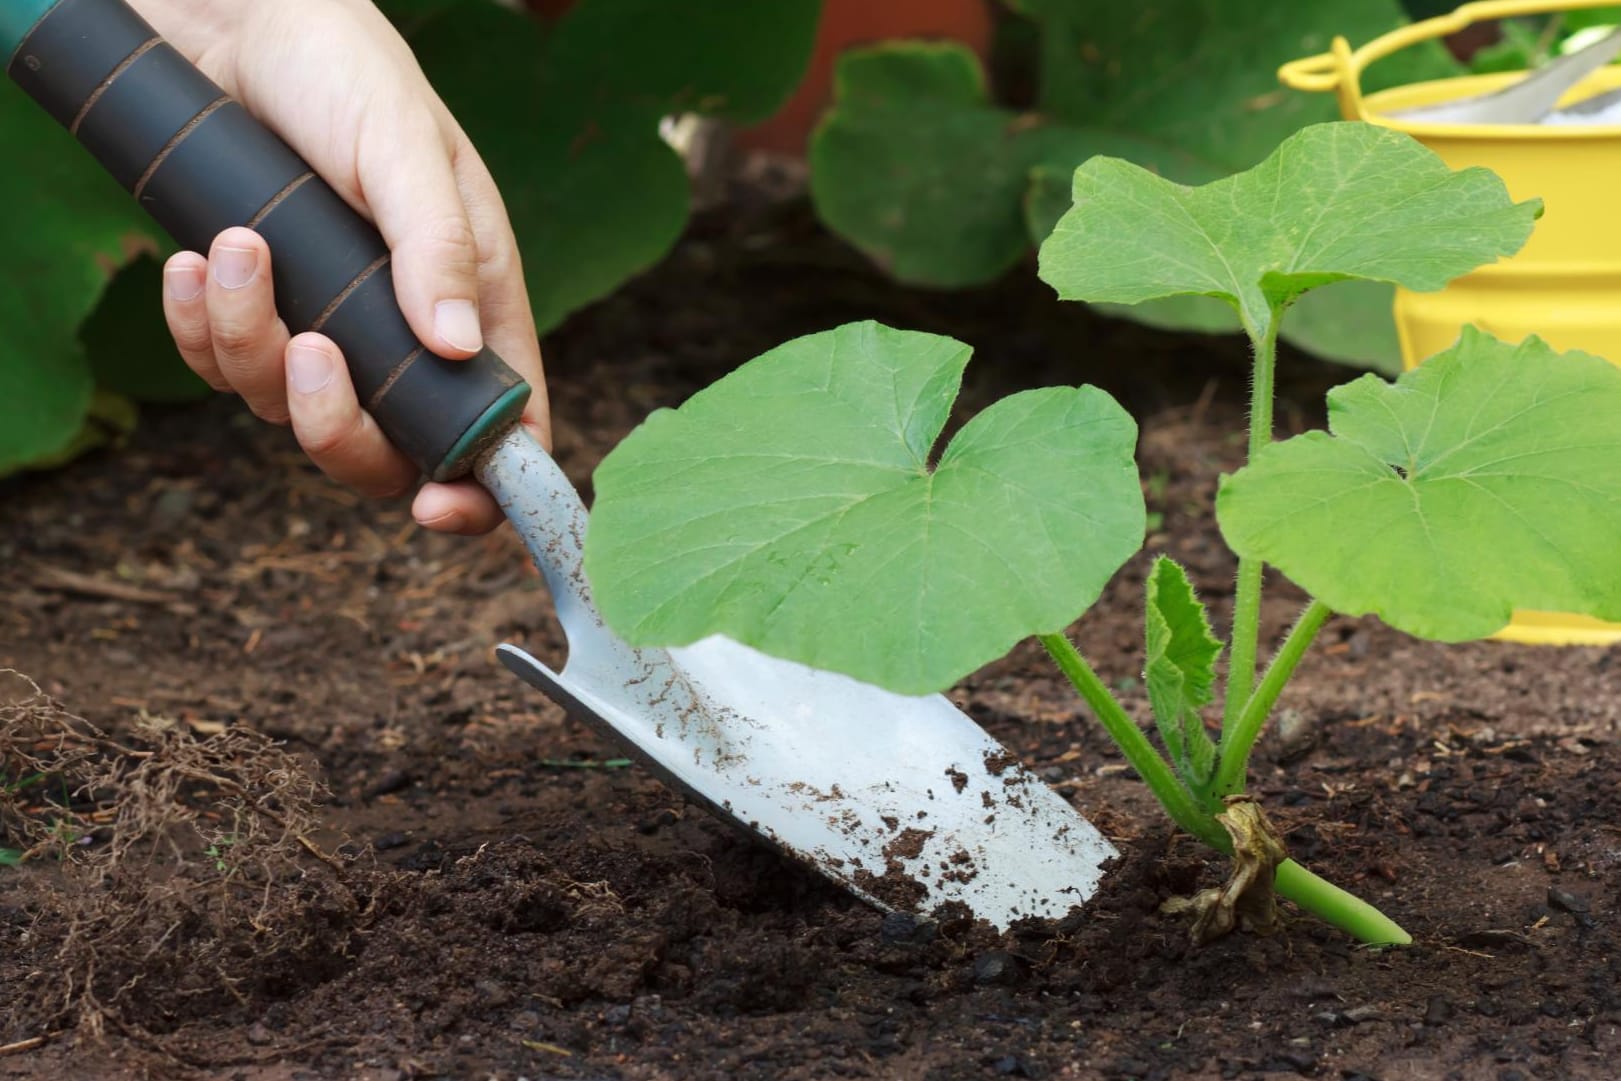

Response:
(287, 344), (333, 395)
(165, 264), (205, 301)
(213, 245), (258, 290)
(415, 509), (464, 532)
(434, 299), (482, 353)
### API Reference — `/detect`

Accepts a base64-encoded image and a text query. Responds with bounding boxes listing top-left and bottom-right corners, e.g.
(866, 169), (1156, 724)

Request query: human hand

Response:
(131, 0), (549, 534)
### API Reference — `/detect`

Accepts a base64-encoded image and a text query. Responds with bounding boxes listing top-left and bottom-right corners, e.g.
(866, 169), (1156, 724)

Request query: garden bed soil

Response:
(2, 182), (1619, 1080)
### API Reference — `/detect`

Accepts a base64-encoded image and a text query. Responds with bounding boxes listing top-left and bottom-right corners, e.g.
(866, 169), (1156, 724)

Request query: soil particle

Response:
(990, 1053), (1036, 1076)
(946, 766), (969, 792)
(1426, 995), (1455, 1025)
(939, 848), (978, 887)
(882, 826), (933, 862)
(363, 766), (412, 799)
(878, 911), (936, 946)
(851, 866), (929, 912)
(1548, 886), (1590, 914)
(1338, 1004), (1381, 1025)
(983, 749), (1018, 776)
(971, 949), (1025, 986)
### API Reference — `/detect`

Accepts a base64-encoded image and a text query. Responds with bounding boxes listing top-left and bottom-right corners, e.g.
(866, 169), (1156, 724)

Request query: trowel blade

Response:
(481, 426), (1114, 930)
(497, 634), (1115, 929)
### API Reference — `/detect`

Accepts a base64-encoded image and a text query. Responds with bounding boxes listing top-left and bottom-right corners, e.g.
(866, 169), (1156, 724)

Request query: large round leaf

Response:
(1217, 328), (1621, 640)
(83, 255), (209, 403)
(586, 321), (1146, 695)
(812, 43), (1203, 289)
(0, 82), (156, 473)
(385, 0), (820, 335)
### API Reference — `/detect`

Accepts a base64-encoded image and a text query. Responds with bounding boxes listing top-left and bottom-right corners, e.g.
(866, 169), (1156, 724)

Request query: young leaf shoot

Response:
(1144, 557), (1222, 798)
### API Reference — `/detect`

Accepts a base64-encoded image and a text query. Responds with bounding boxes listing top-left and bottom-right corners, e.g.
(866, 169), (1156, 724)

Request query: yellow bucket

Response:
(1281, 0), (1621, 646)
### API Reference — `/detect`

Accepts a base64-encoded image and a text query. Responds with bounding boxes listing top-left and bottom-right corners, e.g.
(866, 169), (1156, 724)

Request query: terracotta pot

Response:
(740, 0), (994, 156)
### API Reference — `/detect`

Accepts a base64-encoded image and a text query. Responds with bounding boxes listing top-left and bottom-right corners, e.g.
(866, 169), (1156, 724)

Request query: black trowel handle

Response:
(6, 0), (530, 481)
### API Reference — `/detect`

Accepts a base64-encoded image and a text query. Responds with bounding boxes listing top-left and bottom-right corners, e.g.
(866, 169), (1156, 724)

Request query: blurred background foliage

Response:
(806, 0), (1470, 373)
(5, 0), (1611, 475)
(0, 0), (820, 476)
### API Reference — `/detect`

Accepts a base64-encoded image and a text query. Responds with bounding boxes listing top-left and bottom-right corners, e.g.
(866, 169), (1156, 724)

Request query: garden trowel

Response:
(4, 0), (1115, 928)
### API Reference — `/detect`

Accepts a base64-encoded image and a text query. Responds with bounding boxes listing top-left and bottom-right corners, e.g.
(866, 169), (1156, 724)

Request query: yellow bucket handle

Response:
(1279, 0), (1621, 120)
(1279, 38), (1363, 119)
(1277, 50), (1343, 95)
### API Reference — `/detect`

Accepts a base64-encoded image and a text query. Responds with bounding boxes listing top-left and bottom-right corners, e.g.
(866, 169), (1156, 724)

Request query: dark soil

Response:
(3, 177), (1620, 1081)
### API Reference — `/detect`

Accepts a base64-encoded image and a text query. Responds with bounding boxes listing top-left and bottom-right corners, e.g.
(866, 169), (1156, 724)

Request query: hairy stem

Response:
(1221, 314), (1281, 731)
(1214, 599), (1333, 798)
(1038, 632), (1227, 850)
(1275, 858), (1411, 945)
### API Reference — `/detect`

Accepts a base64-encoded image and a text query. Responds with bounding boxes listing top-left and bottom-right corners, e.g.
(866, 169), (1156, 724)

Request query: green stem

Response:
(1221, 314), (1281, 731)
(1213, 599), (1333, 798)
(1038, 632), (1227, 850)
(1042, 624), (1411, 946)
(1275, 858), (1411, 945)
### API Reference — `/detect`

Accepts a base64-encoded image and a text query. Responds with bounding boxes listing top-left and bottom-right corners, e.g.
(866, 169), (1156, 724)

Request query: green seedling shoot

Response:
(582, 123), (1621, 945)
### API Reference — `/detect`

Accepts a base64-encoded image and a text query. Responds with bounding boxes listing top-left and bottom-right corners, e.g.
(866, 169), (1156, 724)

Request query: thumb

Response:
(357, 107), (484, 360)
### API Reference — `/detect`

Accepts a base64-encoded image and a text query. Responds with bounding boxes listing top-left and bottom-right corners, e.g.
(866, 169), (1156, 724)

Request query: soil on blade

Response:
(2, 181), (1620, 1080)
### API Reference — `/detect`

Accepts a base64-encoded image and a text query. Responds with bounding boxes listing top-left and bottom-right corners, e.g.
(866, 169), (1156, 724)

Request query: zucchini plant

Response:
(582, 123), (1621, 944)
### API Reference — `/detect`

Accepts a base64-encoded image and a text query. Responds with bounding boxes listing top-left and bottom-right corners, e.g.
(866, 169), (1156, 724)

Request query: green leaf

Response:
(1040, 143), (1280, 349)
(810, 0), (1461, 368)
(0, 80), (157, 473)
(1016, 0), (1458, 174)
(812, 42), (1209, 288)
(1283, 283), (1404, 373)
(1038, 123), (1539, 343)
(1144, 557), (1221, 789)
(386, 0), (820, 333)
(585, 321), (1146, 695)
(1564, 7), (1621, 32)
(1028, 165), (1404, 371)
(0, 389), (139, 481)
(1217, 328), (1621, 641)
(83, 255), (210, 404)
(1467, 18), (1548, 74)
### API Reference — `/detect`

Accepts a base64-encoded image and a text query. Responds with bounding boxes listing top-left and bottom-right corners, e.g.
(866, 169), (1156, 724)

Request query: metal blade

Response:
(1390, 26), (1621, 125)
(1546, 83), (1621, 122)
(477, 428), (1115, 929)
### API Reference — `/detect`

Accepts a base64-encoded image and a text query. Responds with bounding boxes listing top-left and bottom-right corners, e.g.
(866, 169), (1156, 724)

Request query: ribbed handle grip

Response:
(6, 0), (530, 480)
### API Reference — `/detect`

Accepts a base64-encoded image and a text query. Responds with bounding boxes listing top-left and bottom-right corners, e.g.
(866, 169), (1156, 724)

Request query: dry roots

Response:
(0, 670), (361, 1045)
